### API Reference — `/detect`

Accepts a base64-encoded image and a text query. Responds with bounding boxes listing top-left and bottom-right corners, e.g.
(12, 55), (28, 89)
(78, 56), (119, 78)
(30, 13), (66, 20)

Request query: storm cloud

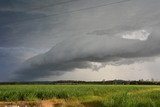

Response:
(12, 27), (160, 80)
(1, 0), (159, 81)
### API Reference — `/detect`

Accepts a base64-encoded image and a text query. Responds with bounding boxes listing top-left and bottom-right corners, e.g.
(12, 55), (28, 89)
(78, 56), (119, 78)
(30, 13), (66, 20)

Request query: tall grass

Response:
(0, 85), (159, 106)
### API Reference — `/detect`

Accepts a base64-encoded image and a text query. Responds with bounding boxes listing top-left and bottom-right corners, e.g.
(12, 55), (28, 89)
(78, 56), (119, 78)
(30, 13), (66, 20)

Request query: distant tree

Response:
(139, 79), (144, 81)
(146, 79), (149, 81)
(151, 78), (154, 82)
(102, 79), (105, 83)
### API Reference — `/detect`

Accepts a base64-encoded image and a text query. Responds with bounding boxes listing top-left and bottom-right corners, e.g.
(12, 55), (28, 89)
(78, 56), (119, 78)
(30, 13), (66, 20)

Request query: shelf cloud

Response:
(12, 26), (160, 81)
(3, 0), (160, 81)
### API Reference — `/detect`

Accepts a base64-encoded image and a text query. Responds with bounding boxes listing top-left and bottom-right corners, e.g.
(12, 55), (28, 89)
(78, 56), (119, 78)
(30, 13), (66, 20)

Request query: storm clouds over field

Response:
(0, 0), (160, 81)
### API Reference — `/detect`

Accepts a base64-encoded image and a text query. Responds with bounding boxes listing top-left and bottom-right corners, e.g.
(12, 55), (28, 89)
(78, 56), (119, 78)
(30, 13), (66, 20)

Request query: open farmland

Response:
(0, 85), (160, 107)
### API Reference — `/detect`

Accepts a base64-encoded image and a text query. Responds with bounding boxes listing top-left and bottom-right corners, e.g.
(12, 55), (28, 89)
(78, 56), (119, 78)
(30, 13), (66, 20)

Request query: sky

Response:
(0, 0), (160, 81)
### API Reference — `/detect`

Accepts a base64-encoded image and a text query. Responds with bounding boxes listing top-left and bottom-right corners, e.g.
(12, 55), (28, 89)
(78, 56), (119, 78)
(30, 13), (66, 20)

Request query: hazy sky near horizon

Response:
(0, 0), (160, 81)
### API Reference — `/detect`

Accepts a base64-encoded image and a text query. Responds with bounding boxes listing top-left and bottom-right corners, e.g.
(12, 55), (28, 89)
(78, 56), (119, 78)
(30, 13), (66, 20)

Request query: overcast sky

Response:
(0, 0), (160, 81)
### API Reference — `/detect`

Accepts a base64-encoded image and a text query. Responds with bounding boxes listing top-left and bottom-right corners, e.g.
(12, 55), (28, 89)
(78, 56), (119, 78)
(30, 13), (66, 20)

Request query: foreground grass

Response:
(0, 85), (160, 107)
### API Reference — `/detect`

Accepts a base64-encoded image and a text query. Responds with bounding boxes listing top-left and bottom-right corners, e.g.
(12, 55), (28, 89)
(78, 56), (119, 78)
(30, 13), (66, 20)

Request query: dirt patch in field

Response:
(0, 100), (64, 107)
(0, 99), (86, 107)
(0, 101), (40, 107)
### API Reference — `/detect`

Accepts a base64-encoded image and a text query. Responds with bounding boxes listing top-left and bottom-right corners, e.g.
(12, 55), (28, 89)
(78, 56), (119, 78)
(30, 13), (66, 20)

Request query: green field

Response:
(0, 85), (160, 107)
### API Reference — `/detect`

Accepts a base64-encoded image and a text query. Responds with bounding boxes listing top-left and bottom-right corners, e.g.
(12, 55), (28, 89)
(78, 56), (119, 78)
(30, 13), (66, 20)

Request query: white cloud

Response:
(120, 30), (150, 41)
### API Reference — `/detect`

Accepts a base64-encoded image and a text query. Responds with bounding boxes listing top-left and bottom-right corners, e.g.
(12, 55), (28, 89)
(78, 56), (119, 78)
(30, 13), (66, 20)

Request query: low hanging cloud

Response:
(12, 26), (160, 81)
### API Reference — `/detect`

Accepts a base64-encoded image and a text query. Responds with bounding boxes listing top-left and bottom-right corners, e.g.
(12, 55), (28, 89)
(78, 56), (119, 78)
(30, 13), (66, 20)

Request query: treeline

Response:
(0, 80), (160, 85)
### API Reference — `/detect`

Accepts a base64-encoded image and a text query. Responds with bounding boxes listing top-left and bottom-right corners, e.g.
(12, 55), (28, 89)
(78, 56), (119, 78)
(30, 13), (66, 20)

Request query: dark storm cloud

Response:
(1, 0), (160, 81)
(12, 28), (160, 81)
(0, 0), (73, 48)
(0, 47), (48, 81)
(10, 0), (160, 81)
(0, 0), (74, 81)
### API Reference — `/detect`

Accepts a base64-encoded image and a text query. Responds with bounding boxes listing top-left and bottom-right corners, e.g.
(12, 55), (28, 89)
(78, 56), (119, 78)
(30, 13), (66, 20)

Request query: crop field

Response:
(0, 85), (160, 107)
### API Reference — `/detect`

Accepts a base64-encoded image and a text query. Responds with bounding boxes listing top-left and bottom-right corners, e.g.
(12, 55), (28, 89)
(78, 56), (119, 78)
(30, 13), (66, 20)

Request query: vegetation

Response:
(1, 79), (160, 85)
(0, 85), (160, 107)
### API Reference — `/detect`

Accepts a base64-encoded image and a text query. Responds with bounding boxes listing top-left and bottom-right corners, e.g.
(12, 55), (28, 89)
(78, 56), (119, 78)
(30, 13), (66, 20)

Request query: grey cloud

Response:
(12, 28), (160, 81)
(8, 0), (160, 81)
(0, 47), (47, 81)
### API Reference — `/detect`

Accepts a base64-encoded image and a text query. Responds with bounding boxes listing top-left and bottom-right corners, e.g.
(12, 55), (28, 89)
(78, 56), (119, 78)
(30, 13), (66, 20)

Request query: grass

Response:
(0, 85), (160, 107)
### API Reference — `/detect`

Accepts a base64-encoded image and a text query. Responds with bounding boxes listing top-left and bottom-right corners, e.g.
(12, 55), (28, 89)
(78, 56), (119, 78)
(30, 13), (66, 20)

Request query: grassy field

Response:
(0, 85), (160, 107)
